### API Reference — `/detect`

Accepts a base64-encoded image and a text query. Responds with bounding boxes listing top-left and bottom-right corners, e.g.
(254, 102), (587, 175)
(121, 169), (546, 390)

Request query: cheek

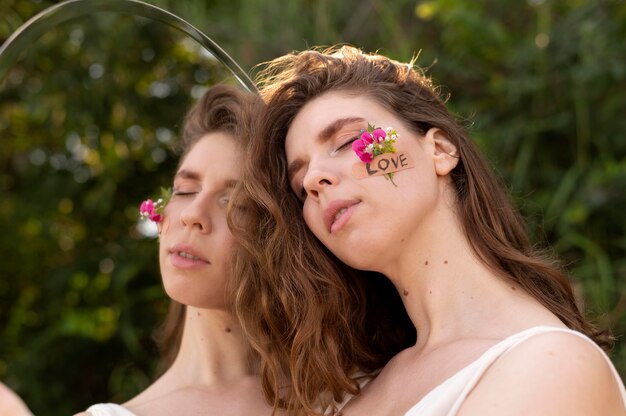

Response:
(158, 244), (168, 280)
(302, 202), (323, 238)
(216, 227), (237, 257)
(218, 216), (236, 242)
(158, 217), (169, 235)
(222, 234), (236, 253)
(159, 204), (176, 234)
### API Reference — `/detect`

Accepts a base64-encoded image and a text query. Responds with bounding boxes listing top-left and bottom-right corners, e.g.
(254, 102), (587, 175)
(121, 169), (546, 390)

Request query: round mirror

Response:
(0, 1), (255, 413)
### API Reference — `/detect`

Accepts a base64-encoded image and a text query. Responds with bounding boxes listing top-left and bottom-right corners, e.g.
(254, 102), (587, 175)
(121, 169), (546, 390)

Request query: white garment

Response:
(405, 326), (626, 415)
(85, 403), (136, 416)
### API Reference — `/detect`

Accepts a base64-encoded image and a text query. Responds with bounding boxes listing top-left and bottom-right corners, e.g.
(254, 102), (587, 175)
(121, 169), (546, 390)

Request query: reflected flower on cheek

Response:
(139, 187), (172, 224)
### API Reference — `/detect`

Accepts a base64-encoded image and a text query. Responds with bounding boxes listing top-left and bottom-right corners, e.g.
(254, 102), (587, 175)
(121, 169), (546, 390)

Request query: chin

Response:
(328, 235), (386, 270)
(162, 282), (223, 309)
(334, 251), (378, 273)
(167, 292), (227, 310)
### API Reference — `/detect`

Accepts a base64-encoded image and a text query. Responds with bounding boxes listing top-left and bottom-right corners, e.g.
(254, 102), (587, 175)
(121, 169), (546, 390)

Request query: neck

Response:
(167, 306), (254, 386)
(381, 183), (550, 351)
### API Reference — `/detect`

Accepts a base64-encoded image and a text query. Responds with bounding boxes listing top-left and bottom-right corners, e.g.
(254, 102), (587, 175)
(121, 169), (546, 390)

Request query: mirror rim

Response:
(0, 0), (258, 93)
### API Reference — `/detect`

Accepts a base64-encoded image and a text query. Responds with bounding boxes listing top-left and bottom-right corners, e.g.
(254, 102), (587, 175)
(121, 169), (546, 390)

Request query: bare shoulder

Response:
(459, 330), (625, 415)
(0, 382), (33, 416)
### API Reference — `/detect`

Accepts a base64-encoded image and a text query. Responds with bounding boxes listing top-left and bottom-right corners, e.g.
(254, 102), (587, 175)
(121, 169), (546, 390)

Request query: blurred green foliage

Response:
(1, 0), (624, 414)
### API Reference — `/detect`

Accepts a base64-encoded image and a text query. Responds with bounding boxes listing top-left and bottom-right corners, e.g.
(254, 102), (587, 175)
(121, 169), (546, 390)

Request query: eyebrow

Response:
(223, 179), (239, 189)
(287, 116), (365, 183)
(174, 169), (201, 181)
(175, 169), (239, 189)
(317, 116), (365, 143)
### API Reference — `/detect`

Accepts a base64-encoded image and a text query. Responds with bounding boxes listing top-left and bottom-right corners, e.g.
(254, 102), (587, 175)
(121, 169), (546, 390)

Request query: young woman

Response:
(231, 46), (626, 415)
(77, 85), (274, 416)
(0, 85), (273, 416)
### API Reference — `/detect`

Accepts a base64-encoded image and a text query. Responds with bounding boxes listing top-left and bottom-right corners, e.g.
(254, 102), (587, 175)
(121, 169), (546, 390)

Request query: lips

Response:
(169, 243), (210, 268)
(323, 199), (360, 233)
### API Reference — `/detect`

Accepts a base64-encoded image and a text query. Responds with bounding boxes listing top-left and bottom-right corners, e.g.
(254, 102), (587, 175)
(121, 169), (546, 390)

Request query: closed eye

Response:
(288, 176), (307, 202)
(288, 178), (306, 202)
(173, 190), (196, 197)
(218, 195), (231, 207)
(335, 136), (359, 152)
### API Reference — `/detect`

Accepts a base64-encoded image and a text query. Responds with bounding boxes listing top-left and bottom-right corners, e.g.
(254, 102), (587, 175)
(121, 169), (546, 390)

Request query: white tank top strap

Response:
(449, 326), (626, 414)
(85, 403), (137, 416)
(405, 326), (626, 416)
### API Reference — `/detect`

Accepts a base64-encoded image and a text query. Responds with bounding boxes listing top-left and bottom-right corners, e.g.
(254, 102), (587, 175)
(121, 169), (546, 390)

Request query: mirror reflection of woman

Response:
(2, 86), (281, 416)
(0, 85), (273, 416)
(233, 46), (626, 415)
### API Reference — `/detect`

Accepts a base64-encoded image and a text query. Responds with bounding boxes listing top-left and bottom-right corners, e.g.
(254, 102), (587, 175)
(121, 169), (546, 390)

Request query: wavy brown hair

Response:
(153, 84), (263, 369)
(229, 46), (613, 415)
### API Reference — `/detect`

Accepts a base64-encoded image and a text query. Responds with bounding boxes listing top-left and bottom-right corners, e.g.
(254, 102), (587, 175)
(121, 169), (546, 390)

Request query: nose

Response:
(180, 195), (212, 233)
(302, 162), (339, 201)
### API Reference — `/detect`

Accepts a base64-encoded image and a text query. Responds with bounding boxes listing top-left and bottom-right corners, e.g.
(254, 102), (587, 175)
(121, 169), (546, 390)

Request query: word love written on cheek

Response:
(352, 150), (415, 179)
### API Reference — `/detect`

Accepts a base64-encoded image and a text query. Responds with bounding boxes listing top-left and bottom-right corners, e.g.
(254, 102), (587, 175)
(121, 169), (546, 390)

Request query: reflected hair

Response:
(231, 46), (612, 415)
(153, 84), (262, 369)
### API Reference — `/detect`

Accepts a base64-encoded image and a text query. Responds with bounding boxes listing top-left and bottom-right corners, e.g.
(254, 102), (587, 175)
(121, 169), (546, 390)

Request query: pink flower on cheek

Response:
(372, 128), (386, 143)
(351, 123), (400, 187)
(352, 139), (373, 163)
(360, 130), (373, 144)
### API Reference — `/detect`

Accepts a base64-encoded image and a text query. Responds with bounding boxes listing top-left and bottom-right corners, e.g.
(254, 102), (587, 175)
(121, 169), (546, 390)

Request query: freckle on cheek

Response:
(424, 261), (429, 266)
(225, 327), (232, 333)
(403, 289), (409, 296)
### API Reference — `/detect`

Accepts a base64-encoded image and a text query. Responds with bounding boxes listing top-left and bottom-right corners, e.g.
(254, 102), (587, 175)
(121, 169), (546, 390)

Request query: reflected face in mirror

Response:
(158, 132), (241, 309)
(0, 3), (258, 409)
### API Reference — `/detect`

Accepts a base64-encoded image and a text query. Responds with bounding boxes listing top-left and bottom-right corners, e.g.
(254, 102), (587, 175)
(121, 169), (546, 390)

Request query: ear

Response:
(426, 128), (459, 176)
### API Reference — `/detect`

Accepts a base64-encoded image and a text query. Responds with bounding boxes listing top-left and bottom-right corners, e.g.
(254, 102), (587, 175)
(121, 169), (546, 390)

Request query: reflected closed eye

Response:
(173, 191), (195, 197)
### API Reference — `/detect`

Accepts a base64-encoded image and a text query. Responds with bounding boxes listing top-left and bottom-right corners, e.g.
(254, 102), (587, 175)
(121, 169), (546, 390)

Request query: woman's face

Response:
(285, 91), (455, 271)
(158, 132), (241, 309)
